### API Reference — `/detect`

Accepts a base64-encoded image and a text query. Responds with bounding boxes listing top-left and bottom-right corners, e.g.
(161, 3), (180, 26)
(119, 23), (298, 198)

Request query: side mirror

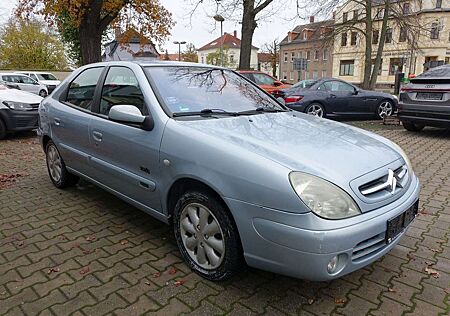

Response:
(108, 105), (154, 131)
(273, 81), (283, 87)
(353, 88), (359, 95)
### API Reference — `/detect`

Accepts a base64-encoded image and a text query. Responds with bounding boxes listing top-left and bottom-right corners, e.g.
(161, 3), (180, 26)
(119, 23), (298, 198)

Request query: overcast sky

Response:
(0, 0), (312, 53)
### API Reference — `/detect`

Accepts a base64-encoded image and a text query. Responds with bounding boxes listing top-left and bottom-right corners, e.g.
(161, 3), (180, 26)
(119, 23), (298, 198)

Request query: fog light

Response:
(327, 256), (339, 274)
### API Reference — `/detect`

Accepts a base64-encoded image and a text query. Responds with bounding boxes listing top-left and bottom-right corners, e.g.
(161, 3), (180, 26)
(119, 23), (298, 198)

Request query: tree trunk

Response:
(239, 0), (257, 70)
(369, 0), (390, 89)
(79, 29), (102, 65)
(361, 0), (372, 89)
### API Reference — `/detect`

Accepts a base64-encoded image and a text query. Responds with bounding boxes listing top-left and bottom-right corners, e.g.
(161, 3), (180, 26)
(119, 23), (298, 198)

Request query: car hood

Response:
(178, 112), (401, 183)
(39, 80), (61, 86)
(0, 88), (43, 103)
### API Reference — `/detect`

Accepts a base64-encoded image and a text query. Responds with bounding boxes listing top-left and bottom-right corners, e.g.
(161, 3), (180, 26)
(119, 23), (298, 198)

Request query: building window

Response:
(431, 23), (439, 39)
(283, 71), (287, 80)
(284, 52), (288, 62)
(371, 59), (383, 75)
(339, 60), (354, 76)
(389, 58), (404, 75)
(436, 0), (442, 8)
(372, 30), (379, 44)
(201, 56), (204, 63)
(230, 55), (234, 63)
(343, 12), (348, 23)
(305, 71), (309, 79)
(385, 28), (392, 43)
(351, 32), (357, 45)
(298, 51), (303, 58)
(322, 70), (327, 78)
(353, 10), (358, 20)
(312, 71), (318, 79)
(303, 31), (308, 40)
(306, 51), (311, 60)
(290, 71), (294, 81)
(403, 3), (410, 14)
(448, 31), (450, 41)
(323, 49), (328, 60)
(314, 50), (320, 60)
(341, 32), (348, 46)
(291, 52), (295, 62)
(399, 27), (407, 42)
(375, 8), (384, 19)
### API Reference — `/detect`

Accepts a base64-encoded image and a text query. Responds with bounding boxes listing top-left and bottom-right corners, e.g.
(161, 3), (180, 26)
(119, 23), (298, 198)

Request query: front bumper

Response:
(0, 109), (39, 132)
(225, 175), (420, 281)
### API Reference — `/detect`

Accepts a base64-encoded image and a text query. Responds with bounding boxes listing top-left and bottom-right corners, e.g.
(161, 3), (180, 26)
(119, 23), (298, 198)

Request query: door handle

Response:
(92, 131), (103, 142)
(330, 94), (337, 98)
(54, 118), (61, 126)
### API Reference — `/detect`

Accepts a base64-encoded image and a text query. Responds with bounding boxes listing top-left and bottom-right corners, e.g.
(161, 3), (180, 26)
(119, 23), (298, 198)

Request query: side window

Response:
(240, 73), (254, 82)
(20, 76), (35, 84)
(317, 84), (327, 91)
(337, 82), (355, 92)
(99, 67), (147, 116)
(31, 74), (38, 81)
(253, 73), (275, 85)
(66, 67), (104, 110)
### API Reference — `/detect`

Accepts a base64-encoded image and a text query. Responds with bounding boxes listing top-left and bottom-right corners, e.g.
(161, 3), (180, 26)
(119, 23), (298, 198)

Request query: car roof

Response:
(18, 71), (53, 75)
(80, 60), (226, 70)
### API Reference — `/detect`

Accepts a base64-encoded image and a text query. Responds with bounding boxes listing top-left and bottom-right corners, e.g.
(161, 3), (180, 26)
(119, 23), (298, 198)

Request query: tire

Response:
(173, 190), (243, 281)
(0, 119), (6, 140)
(305, 103), (325, 118)
(39, 90), (48, 98)
(402, 121), (425, 132)
(377, 100), (394, 119)
(45, 140), (79, 188)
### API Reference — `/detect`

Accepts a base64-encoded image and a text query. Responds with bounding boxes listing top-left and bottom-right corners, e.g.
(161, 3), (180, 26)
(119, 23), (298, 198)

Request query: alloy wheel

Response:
(39, 90), (48, 97)
(306, 104), (324, 117)
(47, 145), (62, 182)
(179, 202), (225, 270)
(378, 101), (393, 118)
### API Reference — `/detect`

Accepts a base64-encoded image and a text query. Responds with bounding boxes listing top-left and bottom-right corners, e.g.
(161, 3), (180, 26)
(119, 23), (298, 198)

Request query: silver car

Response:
(0, 73), (49, 97)
(38, 61), (420, 281)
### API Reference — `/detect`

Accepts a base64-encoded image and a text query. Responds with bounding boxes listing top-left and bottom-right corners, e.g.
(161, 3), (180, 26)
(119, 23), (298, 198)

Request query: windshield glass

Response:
(37, 73), (58, 80)
(292, 79), (317, 89)
(145, 66), (284, 115)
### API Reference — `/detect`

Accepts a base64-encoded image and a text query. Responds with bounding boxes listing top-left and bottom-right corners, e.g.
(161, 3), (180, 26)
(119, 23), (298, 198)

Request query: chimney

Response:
(114, 27), (121, 40)
(310, 16), (315, 23)
(233, 30), (237, 37)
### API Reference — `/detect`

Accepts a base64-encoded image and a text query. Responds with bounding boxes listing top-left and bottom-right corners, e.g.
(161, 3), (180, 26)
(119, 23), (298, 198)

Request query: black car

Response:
(398, 65), (450, 131)
(281, 78), (397, 119)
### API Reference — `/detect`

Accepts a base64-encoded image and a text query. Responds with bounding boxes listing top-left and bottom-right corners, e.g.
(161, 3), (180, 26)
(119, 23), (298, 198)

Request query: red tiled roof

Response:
(159, 53), (184, 61)
(258, 53), (274, 63)
(198, 32), (258, 51)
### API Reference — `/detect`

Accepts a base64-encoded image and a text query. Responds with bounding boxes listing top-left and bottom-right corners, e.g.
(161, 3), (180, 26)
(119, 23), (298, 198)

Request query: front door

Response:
(320, 80), (351, 113)
(16, 75), (40, 94)
(88, 66), (163, 211)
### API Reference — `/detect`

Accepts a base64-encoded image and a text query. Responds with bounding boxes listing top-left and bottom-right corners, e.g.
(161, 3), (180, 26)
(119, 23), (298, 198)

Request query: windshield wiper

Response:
(172, 108), (239, 117)
(237, 107), (287, 115)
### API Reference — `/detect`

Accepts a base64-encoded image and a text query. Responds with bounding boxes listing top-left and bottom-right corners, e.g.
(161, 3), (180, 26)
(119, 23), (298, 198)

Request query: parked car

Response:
(17, 71), (61, 94)
(38, 61), (420, 282)
(398, 65), (450, 131)
(0, 83), (42, 139)
(0, 73), (48, 97)
(238, 70), (291, 98)
(282, 78), (397, 119)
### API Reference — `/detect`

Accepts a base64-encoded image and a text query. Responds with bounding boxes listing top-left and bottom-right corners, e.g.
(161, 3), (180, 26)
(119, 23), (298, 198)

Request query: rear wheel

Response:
(0, 119), (6, 140)
(377, 100), (394, 119)
(305, 103), (325, 118)
(39, 90), (48, 97)
(45, 141), (79, 188)
(402, 121), (425, 132)
(173, 190), (243, 281)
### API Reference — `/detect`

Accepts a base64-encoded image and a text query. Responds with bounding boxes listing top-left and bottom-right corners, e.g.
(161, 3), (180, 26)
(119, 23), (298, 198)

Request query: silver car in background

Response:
(0, 73), (49, 97)
(38, 61), (420, 281)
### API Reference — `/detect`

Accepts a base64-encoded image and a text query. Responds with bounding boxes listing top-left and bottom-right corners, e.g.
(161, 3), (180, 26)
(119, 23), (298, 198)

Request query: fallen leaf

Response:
(168, 267), (177, 275)
(424, 266), (440, 278)
(174, 279), (185, 287)
(444, 288), (450, 294)
(120, 240), (128, 245)
(152, 272), (161, 278)
(307, 298), (314, 305)
(85, 236), (96, 242)
(16, 240), (24, 247)
(47, 267), (60, 274)
(80, 267), (90, 275)
(425, 261), (434, 266)
(388, 288), (396, 293)
(144, 280), (152, 286)
(430, 248), (442, 253)
(334, 298), (346, 304)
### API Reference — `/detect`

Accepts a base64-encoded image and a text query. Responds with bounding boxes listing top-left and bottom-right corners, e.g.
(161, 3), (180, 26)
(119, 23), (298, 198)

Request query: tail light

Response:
(284, 96), (303, 103)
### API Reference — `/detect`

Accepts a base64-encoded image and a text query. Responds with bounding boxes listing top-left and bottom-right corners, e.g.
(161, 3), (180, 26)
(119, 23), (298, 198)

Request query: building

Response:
(258, 53), (278, 77)
(279, 17), (334, 83)
(159, 52), (184, 61)
(103, 29), (159, 62)
(332, 0), (450, 87)
(197, 31), (259, 69)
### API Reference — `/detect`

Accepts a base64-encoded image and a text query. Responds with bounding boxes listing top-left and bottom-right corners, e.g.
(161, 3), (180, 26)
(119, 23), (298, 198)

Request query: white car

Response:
(0, 73), (49, 97)
(17, 71), (61, 94)
(0, 83), (42, 139)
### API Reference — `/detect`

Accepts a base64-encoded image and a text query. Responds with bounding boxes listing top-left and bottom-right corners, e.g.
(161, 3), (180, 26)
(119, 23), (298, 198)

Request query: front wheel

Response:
(39, 90), (48, 97)
(377, 100), (394, 119)
(305, 103), (325, 118)
(402, 121), (425, 132)
(173, 190), (243, 281)
(45, 141), (79, 188)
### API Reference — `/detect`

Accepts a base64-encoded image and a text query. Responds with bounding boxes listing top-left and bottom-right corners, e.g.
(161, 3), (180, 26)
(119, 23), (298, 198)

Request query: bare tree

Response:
(261, 39), (279, 77)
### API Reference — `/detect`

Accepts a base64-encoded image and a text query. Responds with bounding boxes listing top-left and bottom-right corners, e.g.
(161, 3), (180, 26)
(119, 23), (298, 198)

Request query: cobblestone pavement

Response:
(1, 124), (449, 316)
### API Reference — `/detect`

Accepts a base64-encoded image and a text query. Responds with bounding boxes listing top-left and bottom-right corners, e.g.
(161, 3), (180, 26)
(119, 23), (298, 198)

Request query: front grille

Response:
(30, 103), (39, 109)
(359, 165), (408, 198)
(16, 116), (38, 128)
(352, 232), (386, 262)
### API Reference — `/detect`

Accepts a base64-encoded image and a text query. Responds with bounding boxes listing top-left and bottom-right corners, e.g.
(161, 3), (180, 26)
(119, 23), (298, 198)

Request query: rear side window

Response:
(253, 73), (275, 85)
(99, 67), (147, 116)
(240, 73), (255, 82)
(66, 67), (103, 110)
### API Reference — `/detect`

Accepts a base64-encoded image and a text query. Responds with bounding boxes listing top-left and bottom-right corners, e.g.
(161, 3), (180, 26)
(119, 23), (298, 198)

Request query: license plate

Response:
(386, 200), (419, 243)
(416, 92), (443, 100)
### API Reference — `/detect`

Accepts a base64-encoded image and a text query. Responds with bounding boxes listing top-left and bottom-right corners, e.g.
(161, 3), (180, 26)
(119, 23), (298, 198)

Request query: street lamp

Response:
(173, 41), (186, 61)
(213, 14), (225, 67)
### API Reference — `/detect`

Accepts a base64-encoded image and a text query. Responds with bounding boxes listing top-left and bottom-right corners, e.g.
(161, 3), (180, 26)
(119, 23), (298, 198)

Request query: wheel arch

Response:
(42, 134), (52, 151)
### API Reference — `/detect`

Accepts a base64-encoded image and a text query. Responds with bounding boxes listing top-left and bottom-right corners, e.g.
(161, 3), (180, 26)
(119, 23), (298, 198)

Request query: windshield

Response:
(37, 73), (58, 80)
(145, 66), (284, 115)
(292, 79), (317, 89)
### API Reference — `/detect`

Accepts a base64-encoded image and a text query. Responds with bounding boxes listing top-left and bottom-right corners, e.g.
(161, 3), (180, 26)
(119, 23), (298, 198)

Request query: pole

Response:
(220, 21), (223, 67)
(178, 43), (181, 61)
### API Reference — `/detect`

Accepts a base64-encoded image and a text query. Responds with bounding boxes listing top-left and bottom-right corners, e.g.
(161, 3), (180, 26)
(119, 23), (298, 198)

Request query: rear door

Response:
(49, 66), (105, 175)
(88, 65), (163, 211)
(16, 75), (40, 94)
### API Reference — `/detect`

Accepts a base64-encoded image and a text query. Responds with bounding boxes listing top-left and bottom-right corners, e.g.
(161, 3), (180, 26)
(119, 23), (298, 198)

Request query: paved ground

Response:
(1, 122), (449, 316)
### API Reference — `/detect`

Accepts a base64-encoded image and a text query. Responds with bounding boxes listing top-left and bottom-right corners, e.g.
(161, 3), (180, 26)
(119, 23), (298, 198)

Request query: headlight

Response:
(289, 172), (361, 219)
(2, 101), (33, 111)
